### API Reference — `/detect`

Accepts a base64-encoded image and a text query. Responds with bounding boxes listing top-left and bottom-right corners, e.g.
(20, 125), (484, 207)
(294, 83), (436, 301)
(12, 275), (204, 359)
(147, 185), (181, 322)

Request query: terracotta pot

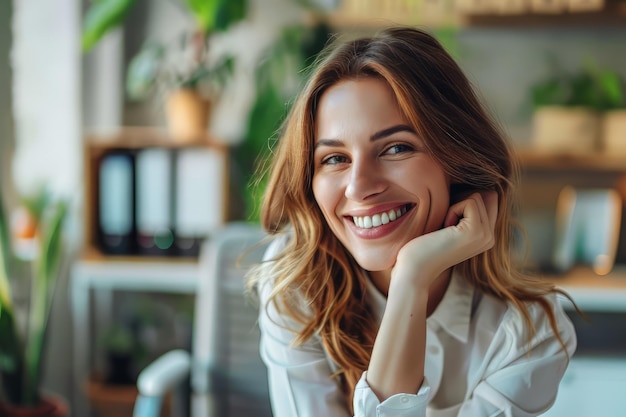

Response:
(602, 109), (626, 154)
(0, 395), (68, 417)
(165, 88), (211, 144)
(532, 106), (601, 154)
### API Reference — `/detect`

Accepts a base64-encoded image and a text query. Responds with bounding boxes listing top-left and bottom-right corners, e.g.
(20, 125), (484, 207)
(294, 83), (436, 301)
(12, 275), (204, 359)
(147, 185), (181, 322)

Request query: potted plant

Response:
(82, 0), (247, 143)
(0, 188), (68, 416)
(596, 71), (626, 154)
(530, 59), (623, 154)
(85, 322), (148, 417)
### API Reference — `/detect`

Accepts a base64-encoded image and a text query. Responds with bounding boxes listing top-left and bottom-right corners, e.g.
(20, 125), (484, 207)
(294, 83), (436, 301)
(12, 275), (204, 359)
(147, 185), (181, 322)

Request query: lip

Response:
(345, 203), (415, 240)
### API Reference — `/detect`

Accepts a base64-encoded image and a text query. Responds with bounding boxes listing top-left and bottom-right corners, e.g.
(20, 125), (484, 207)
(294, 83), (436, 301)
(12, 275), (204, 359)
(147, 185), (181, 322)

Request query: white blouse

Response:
(257, 239), (577, 417)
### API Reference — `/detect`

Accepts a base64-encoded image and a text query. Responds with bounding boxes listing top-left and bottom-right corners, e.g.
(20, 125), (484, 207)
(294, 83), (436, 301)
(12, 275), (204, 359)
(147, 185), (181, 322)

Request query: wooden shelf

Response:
(544, 266), (626, 312)
(80, 247), (198, 263)
(463, 2), (626, 27)
(322, 0), (626, 29)
(84, 126), (227, 151)
(516, 150), (626, 172)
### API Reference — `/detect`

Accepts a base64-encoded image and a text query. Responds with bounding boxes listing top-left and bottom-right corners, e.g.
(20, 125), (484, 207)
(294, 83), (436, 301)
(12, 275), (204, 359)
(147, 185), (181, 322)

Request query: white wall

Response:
(0, 0), (14, 205)
(11, 0), (82, 405)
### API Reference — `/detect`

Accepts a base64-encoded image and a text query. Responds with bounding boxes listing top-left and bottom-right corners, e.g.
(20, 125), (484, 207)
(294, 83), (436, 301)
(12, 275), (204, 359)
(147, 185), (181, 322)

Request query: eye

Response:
(383, 143), (414, 155)
(321, 154), (349, 165)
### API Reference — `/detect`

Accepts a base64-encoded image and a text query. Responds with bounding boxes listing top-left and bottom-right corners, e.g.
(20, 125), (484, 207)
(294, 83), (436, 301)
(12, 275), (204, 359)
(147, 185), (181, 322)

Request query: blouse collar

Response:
(365, 268), (475, 344)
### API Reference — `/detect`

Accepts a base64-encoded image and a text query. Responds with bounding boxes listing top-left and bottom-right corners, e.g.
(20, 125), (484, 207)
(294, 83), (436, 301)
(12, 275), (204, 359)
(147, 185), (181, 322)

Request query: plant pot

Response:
(0, 394), (69, 417)
(602, 109), (626, 154)
(165, 88), (211, 144)
(532, 106), (601, 154)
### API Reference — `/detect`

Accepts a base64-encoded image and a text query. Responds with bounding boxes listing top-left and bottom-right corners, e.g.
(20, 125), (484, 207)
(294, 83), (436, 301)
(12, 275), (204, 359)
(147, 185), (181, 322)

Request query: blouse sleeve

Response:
(353, 372), (431, 417)
(457, 294), (577, 417)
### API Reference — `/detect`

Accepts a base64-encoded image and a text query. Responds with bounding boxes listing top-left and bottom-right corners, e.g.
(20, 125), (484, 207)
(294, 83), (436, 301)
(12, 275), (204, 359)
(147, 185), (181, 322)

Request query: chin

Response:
(352, 252), (396, 273)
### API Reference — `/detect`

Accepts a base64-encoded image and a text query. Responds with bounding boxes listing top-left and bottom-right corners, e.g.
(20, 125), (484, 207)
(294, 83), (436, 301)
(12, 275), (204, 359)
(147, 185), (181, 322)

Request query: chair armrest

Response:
(137, 349), (191, 397)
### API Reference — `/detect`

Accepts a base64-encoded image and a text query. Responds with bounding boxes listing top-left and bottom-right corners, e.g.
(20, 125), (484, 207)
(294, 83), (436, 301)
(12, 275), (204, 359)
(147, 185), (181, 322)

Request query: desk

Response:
(71, 255), (201, 417)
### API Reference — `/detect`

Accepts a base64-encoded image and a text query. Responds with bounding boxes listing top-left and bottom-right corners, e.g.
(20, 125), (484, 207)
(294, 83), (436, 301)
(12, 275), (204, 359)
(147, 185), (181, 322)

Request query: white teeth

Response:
(352, 206), (409, 229)
(363, 216), (372, 228)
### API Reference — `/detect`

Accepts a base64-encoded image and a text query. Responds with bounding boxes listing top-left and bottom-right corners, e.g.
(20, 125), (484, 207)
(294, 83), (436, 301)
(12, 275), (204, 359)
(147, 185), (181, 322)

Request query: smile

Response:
(352, 204), (413, 229)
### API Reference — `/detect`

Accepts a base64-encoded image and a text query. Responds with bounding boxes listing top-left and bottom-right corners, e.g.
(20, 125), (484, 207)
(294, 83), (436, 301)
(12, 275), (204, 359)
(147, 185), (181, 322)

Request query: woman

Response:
(249, 26), (576, 417)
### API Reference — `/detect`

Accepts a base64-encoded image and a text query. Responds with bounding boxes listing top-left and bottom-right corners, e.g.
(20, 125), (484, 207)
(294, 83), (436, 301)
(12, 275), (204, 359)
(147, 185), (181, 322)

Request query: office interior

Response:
(1, 0), (626, 416)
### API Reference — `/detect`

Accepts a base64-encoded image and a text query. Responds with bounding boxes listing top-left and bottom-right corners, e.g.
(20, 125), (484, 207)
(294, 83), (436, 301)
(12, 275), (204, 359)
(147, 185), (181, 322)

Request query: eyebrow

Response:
(315, 124), (416, 149)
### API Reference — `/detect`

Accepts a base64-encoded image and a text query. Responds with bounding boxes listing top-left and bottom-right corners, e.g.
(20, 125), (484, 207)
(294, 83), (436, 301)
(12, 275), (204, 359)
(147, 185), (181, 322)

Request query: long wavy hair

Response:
(249, 26), (570, 410)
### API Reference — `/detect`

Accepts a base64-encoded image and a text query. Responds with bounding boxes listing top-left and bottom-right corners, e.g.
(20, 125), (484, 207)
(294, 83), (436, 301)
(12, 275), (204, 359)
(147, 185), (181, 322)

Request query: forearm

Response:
(366, 287), (429, 401)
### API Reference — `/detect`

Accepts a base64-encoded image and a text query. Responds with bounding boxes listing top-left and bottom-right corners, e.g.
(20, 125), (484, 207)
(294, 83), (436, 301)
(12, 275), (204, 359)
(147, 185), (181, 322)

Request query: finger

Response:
(480, 190), (499, 231)
(471, 192), (489, 226)
(444, 194), (482, 228)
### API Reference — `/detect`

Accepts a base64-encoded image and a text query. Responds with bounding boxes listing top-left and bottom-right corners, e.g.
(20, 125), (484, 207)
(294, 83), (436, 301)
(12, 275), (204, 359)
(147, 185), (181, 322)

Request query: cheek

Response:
(433, 178), (452, 225)
(420, 168), (451, 232)
(312, 176), (337, 219)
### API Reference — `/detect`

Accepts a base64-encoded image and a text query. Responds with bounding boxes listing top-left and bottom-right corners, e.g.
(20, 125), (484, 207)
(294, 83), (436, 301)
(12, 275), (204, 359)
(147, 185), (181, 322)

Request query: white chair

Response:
(132, 223), (273, 417)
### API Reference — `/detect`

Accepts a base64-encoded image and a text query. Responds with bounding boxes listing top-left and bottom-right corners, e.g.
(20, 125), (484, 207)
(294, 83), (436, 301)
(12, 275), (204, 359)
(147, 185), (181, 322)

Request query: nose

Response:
(345, 158), (387, 201)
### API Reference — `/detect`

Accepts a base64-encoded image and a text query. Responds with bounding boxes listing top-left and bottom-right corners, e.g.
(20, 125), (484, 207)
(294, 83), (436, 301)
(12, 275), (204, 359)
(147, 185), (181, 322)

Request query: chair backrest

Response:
(191, 223), (272, 417)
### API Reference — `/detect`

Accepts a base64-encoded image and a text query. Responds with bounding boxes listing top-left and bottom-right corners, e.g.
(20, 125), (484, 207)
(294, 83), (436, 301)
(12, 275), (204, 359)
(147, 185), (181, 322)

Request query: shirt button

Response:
(428, 345), (440, 355)
(401, 395), (409, 403)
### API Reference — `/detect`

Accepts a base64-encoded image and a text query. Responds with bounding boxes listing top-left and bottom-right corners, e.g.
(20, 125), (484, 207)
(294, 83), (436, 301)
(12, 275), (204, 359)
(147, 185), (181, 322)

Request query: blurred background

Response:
(1, 0), (626, 416)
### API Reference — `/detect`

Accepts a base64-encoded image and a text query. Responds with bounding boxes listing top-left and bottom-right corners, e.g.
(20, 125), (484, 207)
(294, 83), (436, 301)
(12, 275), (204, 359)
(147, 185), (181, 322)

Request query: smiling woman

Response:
(247, 27), (577, 417)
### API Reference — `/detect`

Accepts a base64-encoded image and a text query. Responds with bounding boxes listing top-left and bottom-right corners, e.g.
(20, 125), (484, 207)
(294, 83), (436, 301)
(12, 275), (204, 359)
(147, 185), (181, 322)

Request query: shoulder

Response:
(469, 292), (577, 413)
(254, 231), (311, 330)
(478, 291), (577, 364)
(506, 292), (576, 347)
(252, 232), (291, 293)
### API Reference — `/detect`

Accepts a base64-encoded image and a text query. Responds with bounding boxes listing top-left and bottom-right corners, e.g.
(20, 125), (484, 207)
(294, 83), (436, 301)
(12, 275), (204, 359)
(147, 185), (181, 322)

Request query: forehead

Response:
(314, 78), (407, 139)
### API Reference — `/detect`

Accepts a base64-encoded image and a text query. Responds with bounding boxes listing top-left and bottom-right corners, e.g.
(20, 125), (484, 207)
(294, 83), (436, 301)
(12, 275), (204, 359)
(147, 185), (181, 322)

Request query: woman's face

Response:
(312, 77), (450, 273)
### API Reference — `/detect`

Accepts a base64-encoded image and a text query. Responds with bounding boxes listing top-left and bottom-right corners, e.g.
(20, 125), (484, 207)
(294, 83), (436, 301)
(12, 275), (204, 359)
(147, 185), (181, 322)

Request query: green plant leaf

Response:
(20, 187), (50, 225)
(38, 202), (67, 288)
(0, 192), (27, 405)
(126, 43), (165, 100)
(0, 191), (12, 310)
(23, 200), (67, 405)
(599, 72), (624, 109)
(82, 0), (137, 51)
(0, 307), (25, 405)
(215, 0), (248, 32)
(182, 0), (221, 34)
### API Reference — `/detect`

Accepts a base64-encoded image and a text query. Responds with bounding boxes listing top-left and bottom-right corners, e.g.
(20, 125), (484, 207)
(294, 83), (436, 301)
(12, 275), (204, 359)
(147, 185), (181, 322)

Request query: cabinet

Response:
(72, 128), (229, 416)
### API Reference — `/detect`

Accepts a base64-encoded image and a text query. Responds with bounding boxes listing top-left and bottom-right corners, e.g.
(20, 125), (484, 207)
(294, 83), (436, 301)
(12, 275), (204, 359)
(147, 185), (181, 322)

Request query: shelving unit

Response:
(517, 150), (626, 172)
(83, 127), (229, 259)
(323, 0), (626, 29)
(72, 127), (231, 416)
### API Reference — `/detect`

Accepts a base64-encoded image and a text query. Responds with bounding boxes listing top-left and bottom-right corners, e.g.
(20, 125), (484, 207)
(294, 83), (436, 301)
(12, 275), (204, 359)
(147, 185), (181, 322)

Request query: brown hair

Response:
(251, 26), (570, 409)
